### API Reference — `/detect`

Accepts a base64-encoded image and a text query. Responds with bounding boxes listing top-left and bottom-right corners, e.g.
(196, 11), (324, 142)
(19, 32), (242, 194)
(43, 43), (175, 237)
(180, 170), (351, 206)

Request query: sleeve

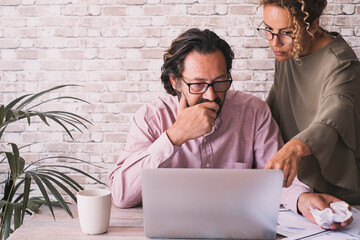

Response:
(109, 106), (180, 208)
(266, 61), (280, 122)
(294, 60), (360, 194)
(281, 176), (311, 213)
(253, 102), (284, 169)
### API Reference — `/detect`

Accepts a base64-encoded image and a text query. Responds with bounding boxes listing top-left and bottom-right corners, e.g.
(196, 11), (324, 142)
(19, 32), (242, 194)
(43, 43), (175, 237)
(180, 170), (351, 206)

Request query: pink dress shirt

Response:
(109, 90), (310, 212)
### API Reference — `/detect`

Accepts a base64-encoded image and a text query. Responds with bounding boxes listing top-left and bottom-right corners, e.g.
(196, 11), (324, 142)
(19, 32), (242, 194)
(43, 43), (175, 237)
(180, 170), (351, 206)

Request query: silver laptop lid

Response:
(141, 168), (283, 239)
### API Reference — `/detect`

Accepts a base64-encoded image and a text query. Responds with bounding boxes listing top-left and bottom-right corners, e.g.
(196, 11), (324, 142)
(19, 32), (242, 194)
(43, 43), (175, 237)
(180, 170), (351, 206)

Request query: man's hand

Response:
(297, 193), (353, 230)
(265, 139), (311, 187)
(166, 95), (219, 146)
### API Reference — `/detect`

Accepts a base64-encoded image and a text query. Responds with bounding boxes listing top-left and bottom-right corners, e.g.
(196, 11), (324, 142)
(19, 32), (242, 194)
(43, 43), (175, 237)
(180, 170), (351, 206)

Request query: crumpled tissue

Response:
(310, 201), (352, 229)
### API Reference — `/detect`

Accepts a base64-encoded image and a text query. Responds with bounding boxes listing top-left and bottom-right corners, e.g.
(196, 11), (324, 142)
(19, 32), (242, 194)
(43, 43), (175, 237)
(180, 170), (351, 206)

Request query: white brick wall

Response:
(0, 1), (359, 194)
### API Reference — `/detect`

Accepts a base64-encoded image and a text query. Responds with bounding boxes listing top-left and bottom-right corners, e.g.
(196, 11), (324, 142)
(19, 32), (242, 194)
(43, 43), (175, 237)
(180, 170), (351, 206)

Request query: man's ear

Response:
(169, 75), (177, 89)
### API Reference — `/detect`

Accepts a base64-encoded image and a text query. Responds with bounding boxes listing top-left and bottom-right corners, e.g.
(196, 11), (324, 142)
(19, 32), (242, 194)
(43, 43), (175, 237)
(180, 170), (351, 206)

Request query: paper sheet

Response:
(337, 207), (360, 238)
(277, 207), (360, 240)
(301, 230), (360, 240)
(277, 209), (325, 239)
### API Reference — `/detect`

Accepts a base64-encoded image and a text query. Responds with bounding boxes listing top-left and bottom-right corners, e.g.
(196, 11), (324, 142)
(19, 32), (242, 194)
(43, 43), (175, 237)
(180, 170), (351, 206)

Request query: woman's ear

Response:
(309, 18), (320, 35)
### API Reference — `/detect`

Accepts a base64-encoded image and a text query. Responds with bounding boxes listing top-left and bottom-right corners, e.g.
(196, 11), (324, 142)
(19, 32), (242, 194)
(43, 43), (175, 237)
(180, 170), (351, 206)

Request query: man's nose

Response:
(202, 85), (217, 101)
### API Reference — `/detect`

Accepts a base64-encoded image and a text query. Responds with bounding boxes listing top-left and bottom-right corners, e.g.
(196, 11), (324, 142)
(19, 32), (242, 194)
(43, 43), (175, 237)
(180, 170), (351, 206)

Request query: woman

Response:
(257, 0), (360, 226)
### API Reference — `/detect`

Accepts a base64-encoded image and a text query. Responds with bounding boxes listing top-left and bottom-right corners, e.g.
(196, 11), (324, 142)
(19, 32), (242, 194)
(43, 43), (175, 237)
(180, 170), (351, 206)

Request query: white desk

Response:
(8, 204), (144, 240)
(8, 204), (360, 240)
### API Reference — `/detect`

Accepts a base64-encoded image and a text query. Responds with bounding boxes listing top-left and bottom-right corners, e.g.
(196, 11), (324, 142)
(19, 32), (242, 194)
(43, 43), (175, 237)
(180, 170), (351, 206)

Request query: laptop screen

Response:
(141, 168), (283, 239)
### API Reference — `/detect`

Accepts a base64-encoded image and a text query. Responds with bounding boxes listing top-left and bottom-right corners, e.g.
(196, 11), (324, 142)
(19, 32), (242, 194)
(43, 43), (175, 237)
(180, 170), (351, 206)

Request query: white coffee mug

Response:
(77, 189), (112, 235)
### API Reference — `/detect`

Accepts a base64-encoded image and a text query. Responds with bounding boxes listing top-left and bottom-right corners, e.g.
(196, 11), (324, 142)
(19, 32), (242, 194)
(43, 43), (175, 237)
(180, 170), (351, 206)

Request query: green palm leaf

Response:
(44, 113), (90, 132)
(2, 174), (13, 202)
(8, 109), (23, 121)
(44, 116), (74, 140)
(16, 85), (79, 110)
(0, 104), (5, 126)
(10, 143), (19, 162)
(21, 173), (31, 224)
(35, 165), (105, 185)
(1, 85), (88, 140)
(4, 144), (25, 181)
(2, 203), (13, 240)
(0, 85), (102, 239)
(45, 115), (83, 134)
(37, 175), (73, 218)
(11, 144), (25, 179)
(28, 96), (91, 110)
(27, 171), (55, 219)
(0, 126), (6, 139)
(34, 111), (50, 126)
(5, 153), (16, 180)
(24, 155), (104, 171)
(0, 143), (36, 165)
(24, 110), (31, 125)
(37, 169), (83, 192)
(5, 110), (14, 122)
(13, 203), (22, 230)
(46, 111), (92, 126)
(26, 197), (44, 214)
(0, 201), (8, 209)
(36, 173), (77, 203)
(3, 94), (31, 113)
(11, 179), (26, 203)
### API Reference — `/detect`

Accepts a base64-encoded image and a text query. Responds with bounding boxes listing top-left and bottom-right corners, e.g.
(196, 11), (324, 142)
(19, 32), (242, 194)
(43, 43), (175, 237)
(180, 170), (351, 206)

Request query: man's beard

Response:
(175, 89), (224, 117)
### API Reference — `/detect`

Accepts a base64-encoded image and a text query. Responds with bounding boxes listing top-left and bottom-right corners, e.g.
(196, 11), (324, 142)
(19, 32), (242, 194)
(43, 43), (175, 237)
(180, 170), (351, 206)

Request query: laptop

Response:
(141, 168), (283, 239)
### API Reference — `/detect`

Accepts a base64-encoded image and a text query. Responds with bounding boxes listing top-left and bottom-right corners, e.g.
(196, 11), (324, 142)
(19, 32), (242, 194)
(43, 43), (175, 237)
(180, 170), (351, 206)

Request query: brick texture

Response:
(0, 1), (359, 197)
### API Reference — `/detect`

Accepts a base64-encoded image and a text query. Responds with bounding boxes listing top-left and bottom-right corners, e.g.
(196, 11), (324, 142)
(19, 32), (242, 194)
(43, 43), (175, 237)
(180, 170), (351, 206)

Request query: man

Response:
(109, 28), (352, 229)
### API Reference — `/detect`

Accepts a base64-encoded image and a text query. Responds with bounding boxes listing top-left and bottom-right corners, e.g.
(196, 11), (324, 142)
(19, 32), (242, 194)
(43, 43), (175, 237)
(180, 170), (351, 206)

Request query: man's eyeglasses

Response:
(180, 76), (232, 94)
(257, 21), (295, 46)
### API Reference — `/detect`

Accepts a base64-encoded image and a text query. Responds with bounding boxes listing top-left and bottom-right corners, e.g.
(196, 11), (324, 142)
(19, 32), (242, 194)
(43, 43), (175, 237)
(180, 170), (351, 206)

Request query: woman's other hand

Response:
(297, 193), (353, 230)
(265, 139), (311, 187)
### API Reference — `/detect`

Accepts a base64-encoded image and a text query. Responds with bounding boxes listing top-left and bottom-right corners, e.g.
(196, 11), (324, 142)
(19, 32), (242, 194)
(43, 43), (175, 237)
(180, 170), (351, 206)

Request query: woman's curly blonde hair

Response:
(257, 0), (327, 59)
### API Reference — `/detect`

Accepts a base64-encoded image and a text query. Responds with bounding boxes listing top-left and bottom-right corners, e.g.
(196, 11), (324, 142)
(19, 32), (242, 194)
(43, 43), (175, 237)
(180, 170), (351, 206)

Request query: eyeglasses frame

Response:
(256, 21), (295, 46)
(179, 75), (233, 95)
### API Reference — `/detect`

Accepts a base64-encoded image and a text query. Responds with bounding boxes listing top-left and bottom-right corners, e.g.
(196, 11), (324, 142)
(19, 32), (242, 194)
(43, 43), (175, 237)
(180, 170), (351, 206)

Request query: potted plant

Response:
(0, 85), (105, 239)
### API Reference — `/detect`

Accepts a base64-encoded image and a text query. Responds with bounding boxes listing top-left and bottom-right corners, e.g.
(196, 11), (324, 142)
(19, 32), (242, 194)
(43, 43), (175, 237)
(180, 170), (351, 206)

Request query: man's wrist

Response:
(166, 126), (184, 146)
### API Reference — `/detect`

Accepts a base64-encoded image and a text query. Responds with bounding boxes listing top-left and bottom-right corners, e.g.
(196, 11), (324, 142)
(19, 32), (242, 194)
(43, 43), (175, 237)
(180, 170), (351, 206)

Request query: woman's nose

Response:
(270, 35), (282, 48)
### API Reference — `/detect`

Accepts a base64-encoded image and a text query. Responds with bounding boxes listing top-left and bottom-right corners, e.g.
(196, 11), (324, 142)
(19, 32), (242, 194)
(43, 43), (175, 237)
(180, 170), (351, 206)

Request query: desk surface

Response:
(8, 204), (145, 240)
(8, 204), (360, 240)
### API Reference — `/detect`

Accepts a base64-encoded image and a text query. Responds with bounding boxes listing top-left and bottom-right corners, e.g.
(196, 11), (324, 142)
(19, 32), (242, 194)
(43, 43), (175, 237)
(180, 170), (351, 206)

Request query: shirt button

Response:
(203, 138), (207, 143)
(206, 163), (210, 168)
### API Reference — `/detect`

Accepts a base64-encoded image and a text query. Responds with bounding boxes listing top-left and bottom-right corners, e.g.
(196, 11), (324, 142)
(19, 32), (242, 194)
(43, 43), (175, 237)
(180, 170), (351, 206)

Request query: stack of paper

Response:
(277, 207), (360, 240)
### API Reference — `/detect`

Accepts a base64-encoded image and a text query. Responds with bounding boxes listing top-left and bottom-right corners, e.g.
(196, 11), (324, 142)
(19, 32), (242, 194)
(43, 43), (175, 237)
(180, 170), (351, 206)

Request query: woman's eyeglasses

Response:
(257, 21), (295, 46)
